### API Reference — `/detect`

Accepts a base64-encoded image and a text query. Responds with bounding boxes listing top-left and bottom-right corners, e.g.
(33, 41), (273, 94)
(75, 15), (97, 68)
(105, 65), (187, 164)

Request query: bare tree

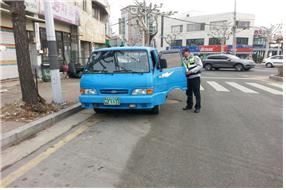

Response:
(208, 21), (250, 53)
(3, 0), (46, 111)
(208, 21), (233, 53)
(261, 24), (282, 59)
(164, 33), (180, 46)
(127, 0), (163, 46)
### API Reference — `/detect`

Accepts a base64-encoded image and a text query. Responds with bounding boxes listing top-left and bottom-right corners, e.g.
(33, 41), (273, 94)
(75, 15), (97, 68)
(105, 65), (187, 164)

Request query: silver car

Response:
(203, 54), (256, 71)
(263, 55), (283, 68)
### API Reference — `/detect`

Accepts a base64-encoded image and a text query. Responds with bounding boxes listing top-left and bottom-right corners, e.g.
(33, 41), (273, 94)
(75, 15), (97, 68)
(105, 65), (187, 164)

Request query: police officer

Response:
(182, 48), (203, 113)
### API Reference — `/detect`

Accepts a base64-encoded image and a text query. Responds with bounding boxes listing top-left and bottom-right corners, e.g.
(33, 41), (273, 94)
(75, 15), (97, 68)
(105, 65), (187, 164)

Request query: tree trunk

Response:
(264, 36), (270, 60)
(5, 1), (39, 105)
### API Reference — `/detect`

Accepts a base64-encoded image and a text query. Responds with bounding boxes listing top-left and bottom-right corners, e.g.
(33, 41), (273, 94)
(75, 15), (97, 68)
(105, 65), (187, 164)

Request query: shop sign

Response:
(199, 45), (227, 52)
(39, 0), (80, 26)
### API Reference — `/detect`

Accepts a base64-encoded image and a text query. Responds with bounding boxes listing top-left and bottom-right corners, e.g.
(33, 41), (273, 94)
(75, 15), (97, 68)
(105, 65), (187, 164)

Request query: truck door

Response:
(158, 51), (187, 92)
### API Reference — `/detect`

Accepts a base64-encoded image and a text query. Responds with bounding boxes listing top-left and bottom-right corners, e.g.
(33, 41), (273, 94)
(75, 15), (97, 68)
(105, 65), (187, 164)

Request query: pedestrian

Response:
(182, 48), (203, 113)
(63, 62), (69, 79)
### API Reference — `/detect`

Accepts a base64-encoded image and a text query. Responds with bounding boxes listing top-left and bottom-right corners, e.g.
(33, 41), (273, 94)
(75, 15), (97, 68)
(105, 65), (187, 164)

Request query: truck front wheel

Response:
(94, 108), (105, 114)
(150, 105), (160, 114)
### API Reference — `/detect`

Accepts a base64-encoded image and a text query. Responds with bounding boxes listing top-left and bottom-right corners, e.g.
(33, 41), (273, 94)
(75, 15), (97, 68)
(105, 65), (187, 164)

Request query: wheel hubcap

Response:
(236, 65), (242, 71)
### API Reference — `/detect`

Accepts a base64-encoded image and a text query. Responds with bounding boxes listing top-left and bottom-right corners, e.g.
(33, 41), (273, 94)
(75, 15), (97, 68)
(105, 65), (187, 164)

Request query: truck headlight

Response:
(80, 88), (97, 95)
(132, 88), (153, 95)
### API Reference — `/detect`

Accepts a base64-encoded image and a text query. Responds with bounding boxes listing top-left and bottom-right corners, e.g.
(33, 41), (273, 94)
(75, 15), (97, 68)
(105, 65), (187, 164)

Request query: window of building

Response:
(171, 40), (183, 46)
(171, 25), (183, 33)
(92, 2), (101, 20)
(27, 31), (35, 44)
(39, 28), (69, 67)
(210, 20), (228, 31)
(39, 28), (47, 49)
(208, 38), (221, 45)
(187, 23), (205, 32)
(236, 37), (248, 45)
(92, 7), (100, 20)
(92, 2), (108, 22)
(119, 17), (126, 36)
(253, 37), (266, 46)
(236, 21), (250, 29)
(186, 38), (204, 46)
(56, 31), (64, 65)
(82, 0), (87, 11)
(63, 32), (71, 63)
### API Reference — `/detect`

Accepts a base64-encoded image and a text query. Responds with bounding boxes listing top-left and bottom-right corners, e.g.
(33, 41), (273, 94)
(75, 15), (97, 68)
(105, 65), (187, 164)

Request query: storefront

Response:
(0, 0), (80, 80)
(171, 45), (253, 59)
(39, 27), (72, 71)
(37, 0), (79, 71)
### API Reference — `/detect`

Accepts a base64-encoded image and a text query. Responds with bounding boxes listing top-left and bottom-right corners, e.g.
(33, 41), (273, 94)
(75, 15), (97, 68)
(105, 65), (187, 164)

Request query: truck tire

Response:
(93, 108), (105, 114)
(150, 105), (160, 114)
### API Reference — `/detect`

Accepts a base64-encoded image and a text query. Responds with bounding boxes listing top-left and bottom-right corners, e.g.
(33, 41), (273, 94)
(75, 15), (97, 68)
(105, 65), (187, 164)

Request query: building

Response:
(75, 0), (111, 64)
(118, 10), (255, 57)
(252, 25), (283, 61)
(155, 12), (255, 58)
(119, 5), (144, 46)
(0, 0), (110, 80)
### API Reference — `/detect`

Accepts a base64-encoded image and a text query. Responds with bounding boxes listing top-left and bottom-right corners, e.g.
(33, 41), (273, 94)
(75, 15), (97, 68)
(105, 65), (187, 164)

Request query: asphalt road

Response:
(2, 65), (283, 187)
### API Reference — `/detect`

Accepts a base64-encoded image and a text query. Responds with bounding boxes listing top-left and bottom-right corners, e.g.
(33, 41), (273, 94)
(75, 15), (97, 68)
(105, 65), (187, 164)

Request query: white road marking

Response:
(226, 82), (258, 94)
(268, 83), (283, 89)
(207, 81), (230, 92)
(200, 85), (204, 91)
(246, 83), (283, 95)
(202, 77), (267, 80)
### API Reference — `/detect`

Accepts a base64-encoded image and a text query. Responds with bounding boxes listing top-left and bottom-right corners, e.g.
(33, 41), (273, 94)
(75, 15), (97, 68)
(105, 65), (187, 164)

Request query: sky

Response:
(108, 0), (285, 34)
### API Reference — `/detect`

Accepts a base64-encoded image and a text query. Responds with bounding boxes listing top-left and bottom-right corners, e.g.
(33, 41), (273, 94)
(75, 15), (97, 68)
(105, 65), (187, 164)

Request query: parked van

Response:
(79, 47), (187, 114)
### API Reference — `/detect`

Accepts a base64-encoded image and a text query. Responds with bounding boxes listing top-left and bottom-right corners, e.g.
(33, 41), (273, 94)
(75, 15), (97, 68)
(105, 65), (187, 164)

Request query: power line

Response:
(111, 15), (138, 26)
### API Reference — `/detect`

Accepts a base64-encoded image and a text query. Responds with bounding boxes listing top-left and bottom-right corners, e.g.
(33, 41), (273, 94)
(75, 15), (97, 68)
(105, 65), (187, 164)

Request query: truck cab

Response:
(79, 47), (187, 114)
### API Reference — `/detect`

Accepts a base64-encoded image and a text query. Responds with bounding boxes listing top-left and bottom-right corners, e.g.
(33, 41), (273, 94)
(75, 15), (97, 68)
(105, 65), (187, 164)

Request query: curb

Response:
(1, 103), (83, 150)
(269, 75), (283, 82)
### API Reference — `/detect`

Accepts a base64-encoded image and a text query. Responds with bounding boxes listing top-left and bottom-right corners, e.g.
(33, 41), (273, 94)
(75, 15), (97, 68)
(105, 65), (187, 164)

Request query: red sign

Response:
(236, 48), (253, 52)
(199, 45), (253, 53)
(199, 45), (227, 52)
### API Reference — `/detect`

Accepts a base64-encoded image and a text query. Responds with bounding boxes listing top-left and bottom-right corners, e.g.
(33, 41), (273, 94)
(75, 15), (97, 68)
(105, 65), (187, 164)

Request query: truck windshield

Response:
(85, 50), (149, 73)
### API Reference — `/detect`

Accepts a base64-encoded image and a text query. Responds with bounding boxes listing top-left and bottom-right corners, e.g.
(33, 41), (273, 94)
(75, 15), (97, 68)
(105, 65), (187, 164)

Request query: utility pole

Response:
(43, 0), (63, 104)
(232, 0), (237, 55)
(160, 14), (164, 48)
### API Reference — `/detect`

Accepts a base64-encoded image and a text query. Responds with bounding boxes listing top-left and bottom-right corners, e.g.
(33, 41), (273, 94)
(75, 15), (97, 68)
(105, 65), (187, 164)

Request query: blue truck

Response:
(79, 47), (187, 114)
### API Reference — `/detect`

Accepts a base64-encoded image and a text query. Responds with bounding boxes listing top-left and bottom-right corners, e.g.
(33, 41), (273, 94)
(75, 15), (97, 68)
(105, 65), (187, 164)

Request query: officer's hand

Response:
(186, 71), (192, 76)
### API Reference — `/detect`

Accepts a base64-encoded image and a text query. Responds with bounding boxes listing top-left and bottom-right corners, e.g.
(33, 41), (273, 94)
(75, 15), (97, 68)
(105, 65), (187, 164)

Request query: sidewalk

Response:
(0, 78), (81, 133)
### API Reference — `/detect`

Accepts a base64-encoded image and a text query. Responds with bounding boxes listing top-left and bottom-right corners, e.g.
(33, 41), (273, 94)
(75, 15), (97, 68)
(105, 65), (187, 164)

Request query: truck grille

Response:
(100, 89), (129, 94)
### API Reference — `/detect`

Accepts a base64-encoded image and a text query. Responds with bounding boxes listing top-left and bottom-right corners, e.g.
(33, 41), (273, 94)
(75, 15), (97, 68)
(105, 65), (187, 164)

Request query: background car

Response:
(263, 55), (283, 68)
(203, 54), (256, 71)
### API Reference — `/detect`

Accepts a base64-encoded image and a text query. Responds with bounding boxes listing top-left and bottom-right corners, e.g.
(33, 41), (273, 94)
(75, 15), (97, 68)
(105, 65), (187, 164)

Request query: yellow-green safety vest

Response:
(184, 57), (196, 71)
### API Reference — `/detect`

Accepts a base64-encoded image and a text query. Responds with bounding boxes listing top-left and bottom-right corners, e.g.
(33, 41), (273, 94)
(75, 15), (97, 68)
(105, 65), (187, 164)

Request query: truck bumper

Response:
(79, 93), (166, 109)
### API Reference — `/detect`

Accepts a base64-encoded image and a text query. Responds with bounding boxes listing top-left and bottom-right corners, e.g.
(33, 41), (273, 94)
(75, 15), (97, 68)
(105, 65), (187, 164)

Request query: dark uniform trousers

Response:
(186, 77), (201, 109)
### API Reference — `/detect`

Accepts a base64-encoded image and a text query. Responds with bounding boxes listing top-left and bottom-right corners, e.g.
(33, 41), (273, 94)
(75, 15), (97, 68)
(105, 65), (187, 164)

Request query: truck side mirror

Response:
(159, 58), (168, 69)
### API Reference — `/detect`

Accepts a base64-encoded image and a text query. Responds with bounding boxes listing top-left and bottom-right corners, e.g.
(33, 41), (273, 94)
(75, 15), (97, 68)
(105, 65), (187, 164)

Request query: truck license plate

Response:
(104, 97), (120, 105)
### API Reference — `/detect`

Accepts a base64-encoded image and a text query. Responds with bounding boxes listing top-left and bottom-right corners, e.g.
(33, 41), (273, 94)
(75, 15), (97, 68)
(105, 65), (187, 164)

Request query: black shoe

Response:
(183, 106), (192, 110)
(194, 109), (200, 113)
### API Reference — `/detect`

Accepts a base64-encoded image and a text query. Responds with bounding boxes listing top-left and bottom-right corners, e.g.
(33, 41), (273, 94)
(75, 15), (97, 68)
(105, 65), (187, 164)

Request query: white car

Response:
(263, 55), (283, 68)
